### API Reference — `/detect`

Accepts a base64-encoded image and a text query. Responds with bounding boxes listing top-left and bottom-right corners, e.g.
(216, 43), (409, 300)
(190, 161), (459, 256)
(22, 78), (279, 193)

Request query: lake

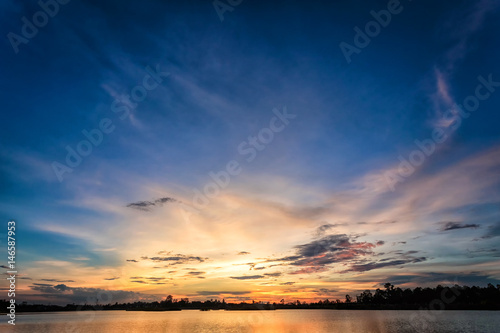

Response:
(1, 309), (499, 332)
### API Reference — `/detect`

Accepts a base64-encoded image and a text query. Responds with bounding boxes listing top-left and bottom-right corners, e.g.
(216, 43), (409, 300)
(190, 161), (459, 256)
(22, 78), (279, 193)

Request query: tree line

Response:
(2, 283), (499, 312)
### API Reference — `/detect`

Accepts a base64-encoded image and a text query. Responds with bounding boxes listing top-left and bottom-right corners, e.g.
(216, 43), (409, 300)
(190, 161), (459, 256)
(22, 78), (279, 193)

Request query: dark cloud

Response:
(155, 197), (175, 204)
(388, 250), (420, 257)
(126, 277), (170, 284)
(31, 283), (58, 293)
(41, 279), (75, 283)
(28, 283), (159, 304)
(126, 197), (176, 211)
(147, 255), (206, 263)
(54, 284), (71, 292)
(438, 221), (480, 231)
(295, 234), (376, 259)
(0, 265), (9, 269)
(270, 234), (379, 273)
(142, 253), (207, 265)
(264, 272), (282, 277)
(237, 251), (250, 255)
(230, 275), (265, 280)
(357, 220), (397, 226)
(28, 284), (71, 294)
(187, 271), (204, 276)
(342, 257), (427, 273)
(126, 259), (138, 262)
(280, 282), (295, 285)
(29, 283), (71, 293)
(263, 233), (428, 275)
(104, 277), (120, 281)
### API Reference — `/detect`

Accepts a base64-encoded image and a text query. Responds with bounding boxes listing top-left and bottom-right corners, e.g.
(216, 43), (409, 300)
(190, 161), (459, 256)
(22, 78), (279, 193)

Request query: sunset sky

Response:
(1, 0), (500, 305)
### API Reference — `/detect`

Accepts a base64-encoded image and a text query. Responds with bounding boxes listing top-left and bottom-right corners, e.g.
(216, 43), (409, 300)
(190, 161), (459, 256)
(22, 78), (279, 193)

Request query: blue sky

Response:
(1, 0), (500, 304)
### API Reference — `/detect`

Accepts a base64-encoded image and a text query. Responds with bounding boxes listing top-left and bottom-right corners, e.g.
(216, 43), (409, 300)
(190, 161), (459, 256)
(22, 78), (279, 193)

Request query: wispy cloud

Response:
(342, 257), (427, 273)
(438, 221), (480, 231)
(230, 275), (265, 280)
(314, 223), (347, 237)
(40, 279), (76, 283)
(482, 222), (500, 239)
(441, 0), (499, 70)
(126, 252), (208, 267)
(196, 291), (250, 296)
(431, 0), (499, 127)
(126, 197), (177, 211)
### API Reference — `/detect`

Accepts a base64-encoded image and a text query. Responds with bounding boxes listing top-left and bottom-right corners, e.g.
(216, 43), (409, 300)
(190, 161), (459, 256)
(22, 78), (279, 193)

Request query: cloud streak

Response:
(230, 275), (265, 280)
(126, 197), (176, 211)
(439, 221), (480, 231)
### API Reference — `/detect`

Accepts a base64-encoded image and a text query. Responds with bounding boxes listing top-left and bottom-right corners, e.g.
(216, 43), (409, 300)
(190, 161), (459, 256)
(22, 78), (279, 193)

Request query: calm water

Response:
(1, 310), (499, 333)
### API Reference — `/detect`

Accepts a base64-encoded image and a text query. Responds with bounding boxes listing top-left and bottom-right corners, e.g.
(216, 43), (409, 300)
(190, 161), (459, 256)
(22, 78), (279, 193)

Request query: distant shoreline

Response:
(0, 304), (500, 315)
(2, 307), (499, 314)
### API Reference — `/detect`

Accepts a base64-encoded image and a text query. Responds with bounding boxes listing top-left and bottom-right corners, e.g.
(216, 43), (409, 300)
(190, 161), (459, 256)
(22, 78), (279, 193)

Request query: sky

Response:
(1, 0), (500, 305)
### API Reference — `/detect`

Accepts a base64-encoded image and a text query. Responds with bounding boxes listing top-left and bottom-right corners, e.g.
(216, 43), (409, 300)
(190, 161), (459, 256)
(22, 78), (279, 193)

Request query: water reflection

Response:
(1, 309), (499, 333)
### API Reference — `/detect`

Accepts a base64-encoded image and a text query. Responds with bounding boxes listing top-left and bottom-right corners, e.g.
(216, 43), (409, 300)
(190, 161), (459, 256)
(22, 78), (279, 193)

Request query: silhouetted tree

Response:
(357, 290), (373, 304)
